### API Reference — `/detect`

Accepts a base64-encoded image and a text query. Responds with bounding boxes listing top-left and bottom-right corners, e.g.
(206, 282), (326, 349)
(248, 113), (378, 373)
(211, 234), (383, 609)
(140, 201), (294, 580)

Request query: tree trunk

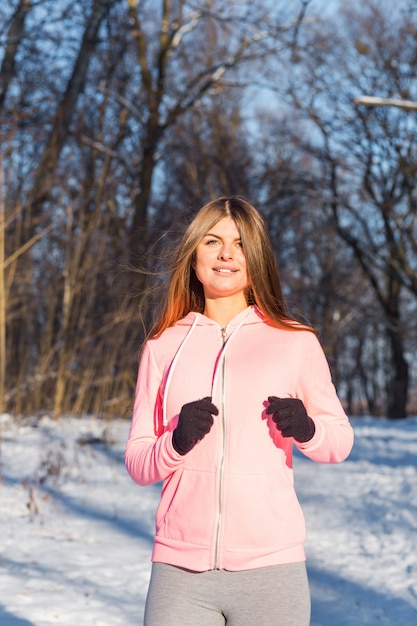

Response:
(386, 327), (409, 419)
(0, 158), (6, 415)
(129, 125), (161, 260)
(385, 275), (408, 419)
(0, 0), (32, 109)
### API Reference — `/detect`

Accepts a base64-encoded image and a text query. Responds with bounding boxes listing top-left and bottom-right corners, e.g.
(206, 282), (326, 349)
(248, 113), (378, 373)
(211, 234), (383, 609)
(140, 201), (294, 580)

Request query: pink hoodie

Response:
(125, 306), (354, 571)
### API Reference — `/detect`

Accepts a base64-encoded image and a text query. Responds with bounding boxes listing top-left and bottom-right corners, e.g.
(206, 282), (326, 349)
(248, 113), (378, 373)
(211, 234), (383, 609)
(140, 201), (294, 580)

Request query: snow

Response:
(1, 413), (417, 625)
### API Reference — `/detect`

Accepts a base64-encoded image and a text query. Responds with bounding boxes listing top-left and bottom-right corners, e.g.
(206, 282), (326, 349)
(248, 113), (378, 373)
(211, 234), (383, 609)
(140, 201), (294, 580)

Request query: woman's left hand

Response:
(266, 397), (315, 443)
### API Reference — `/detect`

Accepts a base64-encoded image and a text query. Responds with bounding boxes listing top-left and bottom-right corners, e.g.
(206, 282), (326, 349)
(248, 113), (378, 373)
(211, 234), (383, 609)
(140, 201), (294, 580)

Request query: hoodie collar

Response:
(179, 305), (263, 331)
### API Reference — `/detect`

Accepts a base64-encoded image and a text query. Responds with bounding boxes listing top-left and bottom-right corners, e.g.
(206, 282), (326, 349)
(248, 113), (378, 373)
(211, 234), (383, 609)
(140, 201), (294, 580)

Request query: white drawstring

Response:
(162, 314), (199, 426)
(162, 308), (253, 427)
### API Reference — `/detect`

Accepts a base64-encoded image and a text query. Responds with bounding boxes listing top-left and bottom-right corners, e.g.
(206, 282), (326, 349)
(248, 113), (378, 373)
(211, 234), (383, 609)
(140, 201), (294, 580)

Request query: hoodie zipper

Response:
(214, 326), (227, 569)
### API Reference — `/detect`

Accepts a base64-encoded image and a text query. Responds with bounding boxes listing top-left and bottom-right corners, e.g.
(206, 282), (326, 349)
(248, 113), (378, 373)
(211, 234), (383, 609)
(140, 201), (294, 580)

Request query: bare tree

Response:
(1, 0), (314, 417)
(27, 0), (120, 215)
(123, 0), (313, 258)
(276, 0), (417, 417)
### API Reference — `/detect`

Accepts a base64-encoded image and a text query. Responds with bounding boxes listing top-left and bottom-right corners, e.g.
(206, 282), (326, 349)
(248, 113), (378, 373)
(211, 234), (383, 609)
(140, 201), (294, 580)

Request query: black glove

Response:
(266, 396), (315, 443)
(172, 397), (219, 455)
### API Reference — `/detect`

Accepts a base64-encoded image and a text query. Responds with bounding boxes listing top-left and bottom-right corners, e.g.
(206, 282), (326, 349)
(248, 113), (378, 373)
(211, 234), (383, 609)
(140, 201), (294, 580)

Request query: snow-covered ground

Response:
(1, 412), (417, 625)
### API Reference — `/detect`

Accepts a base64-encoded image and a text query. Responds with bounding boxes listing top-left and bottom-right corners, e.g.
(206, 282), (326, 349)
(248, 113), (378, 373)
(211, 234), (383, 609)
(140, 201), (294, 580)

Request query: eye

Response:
(205, 238), (219, 245)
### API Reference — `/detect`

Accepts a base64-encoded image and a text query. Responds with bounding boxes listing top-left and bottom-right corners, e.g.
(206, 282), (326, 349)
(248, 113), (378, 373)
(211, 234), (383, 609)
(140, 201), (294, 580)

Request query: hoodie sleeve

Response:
(294, 333), (354, 463)
(125, 341), (184, 486)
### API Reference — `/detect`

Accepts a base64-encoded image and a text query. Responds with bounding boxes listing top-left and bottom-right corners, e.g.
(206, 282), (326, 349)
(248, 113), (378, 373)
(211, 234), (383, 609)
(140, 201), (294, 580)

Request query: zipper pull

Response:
(221, 327), (228, 348)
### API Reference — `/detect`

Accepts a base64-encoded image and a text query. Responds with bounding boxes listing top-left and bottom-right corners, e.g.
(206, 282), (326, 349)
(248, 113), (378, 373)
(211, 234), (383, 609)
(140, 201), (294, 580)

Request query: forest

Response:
(1, 0), (417, 420)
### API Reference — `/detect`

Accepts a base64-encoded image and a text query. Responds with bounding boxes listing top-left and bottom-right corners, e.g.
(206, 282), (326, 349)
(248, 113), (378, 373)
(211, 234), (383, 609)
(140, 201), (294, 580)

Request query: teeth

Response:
(215, 269), (234, 273)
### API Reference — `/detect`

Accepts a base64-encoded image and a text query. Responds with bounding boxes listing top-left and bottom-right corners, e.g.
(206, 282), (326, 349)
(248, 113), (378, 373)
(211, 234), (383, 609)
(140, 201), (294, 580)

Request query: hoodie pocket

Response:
(222, 469), (306, 551)
(156, 468), (216, 546)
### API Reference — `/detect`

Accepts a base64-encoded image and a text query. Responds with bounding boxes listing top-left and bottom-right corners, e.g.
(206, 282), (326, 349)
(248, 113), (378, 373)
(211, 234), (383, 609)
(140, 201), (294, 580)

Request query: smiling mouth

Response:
(214, 268), (237, 273)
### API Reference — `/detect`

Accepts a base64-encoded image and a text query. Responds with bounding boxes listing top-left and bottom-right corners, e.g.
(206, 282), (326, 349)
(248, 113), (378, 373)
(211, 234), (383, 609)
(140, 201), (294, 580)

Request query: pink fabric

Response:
(125, 306), (354, 571)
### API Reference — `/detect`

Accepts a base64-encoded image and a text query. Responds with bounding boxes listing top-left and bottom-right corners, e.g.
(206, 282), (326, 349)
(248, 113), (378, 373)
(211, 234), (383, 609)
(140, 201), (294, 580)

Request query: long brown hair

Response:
(145, 196), (317, 339)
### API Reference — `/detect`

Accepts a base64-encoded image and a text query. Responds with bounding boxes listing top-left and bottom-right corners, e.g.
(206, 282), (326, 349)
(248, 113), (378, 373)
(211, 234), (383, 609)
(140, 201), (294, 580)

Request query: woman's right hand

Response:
(172, 397), (219, 455)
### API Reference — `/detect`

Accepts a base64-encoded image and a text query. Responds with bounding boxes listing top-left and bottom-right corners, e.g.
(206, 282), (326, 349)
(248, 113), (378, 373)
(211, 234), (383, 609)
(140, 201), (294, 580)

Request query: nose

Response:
(218, 244), (233, 260)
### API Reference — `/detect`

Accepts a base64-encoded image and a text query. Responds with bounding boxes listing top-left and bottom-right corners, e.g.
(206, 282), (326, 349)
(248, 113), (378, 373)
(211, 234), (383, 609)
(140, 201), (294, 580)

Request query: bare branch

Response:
(0, 0), (32, 109)
(353, 96), (417, 111)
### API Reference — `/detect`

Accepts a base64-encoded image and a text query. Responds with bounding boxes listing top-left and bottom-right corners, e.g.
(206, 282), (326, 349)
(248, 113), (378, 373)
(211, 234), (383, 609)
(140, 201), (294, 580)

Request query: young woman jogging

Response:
(125, 196), (354, 625)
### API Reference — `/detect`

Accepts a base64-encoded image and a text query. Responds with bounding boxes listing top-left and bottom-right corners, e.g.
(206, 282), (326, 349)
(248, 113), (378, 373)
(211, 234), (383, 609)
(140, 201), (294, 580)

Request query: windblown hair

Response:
(145, 196), (317, 339)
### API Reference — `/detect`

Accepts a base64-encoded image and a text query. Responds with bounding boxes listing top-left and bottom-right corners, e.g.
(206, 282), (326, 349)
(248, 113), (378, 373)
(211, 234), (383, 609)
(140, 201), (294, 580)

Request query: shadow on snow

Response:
(0, 605), (35, 626)
(308, 562), (417, 625)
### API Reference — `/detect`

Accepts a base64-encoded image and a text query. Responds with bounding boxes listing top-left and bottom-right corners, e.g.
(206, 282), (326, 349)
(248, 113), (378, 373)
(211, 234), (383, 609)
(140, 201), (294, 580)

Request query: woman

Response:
(125, 196), (354, 625)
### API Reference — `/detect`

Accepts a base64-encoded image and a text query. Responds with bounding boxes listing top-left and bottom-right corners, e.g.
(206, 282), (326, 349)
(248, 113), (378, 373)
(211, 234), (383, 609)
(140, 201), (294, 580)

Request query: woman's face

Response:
(194, 217), (249, 301)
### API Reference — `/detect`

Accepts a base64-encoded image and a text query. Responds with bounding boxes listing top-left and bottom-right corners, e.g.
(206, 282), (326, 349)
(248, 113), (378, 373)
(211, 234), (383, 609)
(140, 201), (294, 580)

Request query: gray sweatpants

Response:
(144, 561), (311, 626)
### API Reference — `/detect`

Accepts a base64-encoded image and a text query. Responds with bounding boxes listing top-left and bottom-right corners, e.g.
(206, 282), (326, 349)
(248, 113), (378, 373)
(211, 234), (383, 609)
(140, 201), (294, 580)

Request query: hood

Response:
(174, 305), (266, 329)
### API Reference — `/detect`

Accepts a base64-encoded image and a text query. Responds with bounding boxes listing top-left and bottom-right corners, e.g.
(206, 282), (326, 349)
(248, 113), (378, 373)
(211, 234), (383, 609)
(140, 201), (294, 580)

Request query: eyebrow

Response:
(204, 232), (242, 242)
